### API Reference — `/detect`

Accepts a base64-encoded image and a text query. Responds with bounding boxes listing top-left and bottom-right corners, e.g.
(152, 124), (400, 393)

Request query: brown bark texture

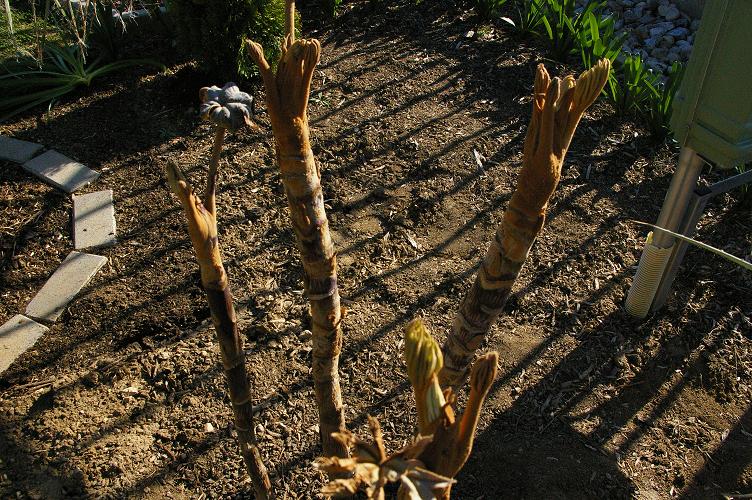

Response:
(439, 60), (611, 389)
(166, 161), (273, 499)
(246, 24), (348, 458)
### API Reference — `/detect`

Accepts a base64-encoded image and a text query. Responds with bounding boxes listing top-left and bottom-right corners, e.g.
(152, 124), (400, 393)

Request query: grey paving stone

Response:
(74, 190), (116, 249)
(25, 251), (108, 323)
(0, 136), (44, 163)
(22, 150), (100, 193)
(0, 314), (49, 374)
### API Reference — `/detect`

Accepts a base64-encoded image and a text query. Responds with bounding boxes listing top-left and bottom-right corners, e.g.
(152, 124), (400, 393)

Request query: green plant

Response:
(322, 0), (343, 18)
(539, 0), (603, 62)
(475, 0), (509, 19)
(578, 10), (624, 68)
(604, 53), (659, 116)
(511, 0), (547, 35)
(88, 1), (122, 62)
(168, 0), (289, 80)
(0, 43), (163, 121)
(643, 60), (685, 138)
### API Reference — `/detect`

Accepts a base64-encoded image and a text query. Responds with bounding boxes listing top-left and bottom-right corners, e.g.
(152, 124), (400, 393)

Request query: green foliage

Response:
(539, 0), (604, 62)
(643, 60), (684, 138)
(578, 10), (624, 68)
(168, 0), (288, 81)
(322, 0), (343, 18)
(474, 0), (510, 20)
(89, 2), (122, 62)
(604, 54), (658, 116)
(0, 43), (164, 121)
(511, 0), (547, 35)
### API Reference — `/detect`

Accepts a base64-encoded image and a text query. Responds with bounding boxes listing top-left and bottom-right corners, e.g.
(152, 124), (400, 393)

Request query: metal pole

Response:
(624, 146), (705, 318)
(652, 147), (706, 247)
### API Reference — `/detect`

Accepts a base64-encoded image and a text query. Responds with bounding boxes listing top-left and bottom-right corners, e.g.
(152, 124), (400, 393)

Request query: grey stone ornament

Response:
(199, 82), (254, 132)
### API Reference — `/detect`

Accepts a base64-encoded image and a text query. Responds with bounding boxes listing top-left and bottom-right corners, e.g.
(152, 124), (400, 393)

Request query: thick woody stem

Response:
(204, 127), (226, 217)
(403, 323), (497, 499)
(285, 0), (295, 43)
(166, 161), (273, 498)
(439, 60), (610, 389)
(205, 286), (273, 500)
(247, 37), (348, 459)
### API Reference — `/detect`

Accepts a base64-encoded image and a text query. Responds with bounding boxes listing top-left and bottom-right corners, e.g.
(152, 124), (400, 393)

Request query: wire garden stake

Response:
(166, 84), (272, 499)
(440, 60), (611, 389)
(246, 0), (348, 459)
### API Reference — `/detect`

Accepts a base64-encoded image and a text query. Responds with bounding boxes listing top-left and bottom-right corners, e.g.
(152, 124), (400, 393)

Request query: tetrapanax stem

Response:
(246, 21), (348, 458)
(166, 161), (273, 499)
(401, 319), (498, 499)
(439, 60), (611, 389)
(205, 126), (226, 216)
(199, 82), (255, 215)
(404, 319), (454, 436)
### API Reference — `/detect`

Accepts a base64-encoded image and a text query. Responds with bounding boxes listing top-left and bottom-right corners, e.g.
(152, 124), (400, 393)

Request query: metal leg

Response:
(651, 189), (710, 311)
(651, 167), (752, 311)
(652, 147), (706, 248)
(624, 146), (705, 318)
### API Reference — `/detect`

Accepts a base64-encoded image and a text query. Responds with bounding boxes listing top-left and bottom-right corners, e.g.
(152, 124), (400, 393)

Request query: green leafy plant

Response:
(168, 0), (289, 80)
(578, 10), (624, 68)
(0, 43), (163, 121)
(322, 0), (343, 18)
(88, 1), (122, 62)
(539, 0), (604, 62)
(643, 60), (685, 138)
(605, 53), (659, 116)
(510, 0), (547, 35)
(475, 0), (510, 19)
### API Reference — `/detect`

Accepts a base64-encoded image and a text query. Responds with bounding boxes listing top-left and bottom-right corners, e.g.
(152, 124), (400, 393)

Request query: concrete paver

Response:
(0, 136), (44, 163)
(25, 251), (108, 322)
(73, 190), (116, 249)
(22, 150), (100, 193)
(0, 315), (49, 374)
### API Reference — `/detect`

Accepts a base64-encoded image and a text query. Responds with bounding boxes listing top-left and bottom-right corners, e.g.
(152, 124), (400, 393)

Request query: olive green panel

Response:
(670, 0), (752, 168)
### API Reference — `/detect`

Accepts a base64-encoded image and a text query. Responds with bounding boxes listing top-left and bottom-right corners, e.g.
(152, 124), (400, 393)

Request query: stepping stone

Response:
(25, 251), (108, 323)
(73, 190), (116, 249)
(0, 315), (49, 374)
(22, 150), (100, 193)
(0, 136), (44, 163)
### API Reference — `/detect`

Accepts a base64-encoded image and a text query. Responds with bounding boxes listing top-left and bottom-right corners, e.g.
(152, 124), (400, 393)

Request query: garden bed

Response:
(1, 0), (751, 498)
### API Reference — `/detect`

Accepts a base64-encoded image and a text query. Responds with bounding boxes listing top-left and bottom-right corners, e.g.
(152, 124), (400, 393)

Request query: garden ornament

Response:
(198, 82), (255, 215)
(440, 60), (611, 390)
(246, 0), (349, 460)
(166, 160), (273, 499)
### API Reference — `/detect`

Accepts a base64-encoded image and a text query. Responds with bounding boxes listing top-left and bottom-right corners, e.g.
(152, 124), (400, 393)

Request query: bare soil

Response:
(1, 1), (751, 498)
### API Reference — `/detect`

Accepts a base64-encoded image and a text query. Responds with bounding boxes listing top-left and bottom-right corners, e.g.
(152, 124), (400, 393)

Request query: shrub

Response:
(167, 0), (288, 81)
